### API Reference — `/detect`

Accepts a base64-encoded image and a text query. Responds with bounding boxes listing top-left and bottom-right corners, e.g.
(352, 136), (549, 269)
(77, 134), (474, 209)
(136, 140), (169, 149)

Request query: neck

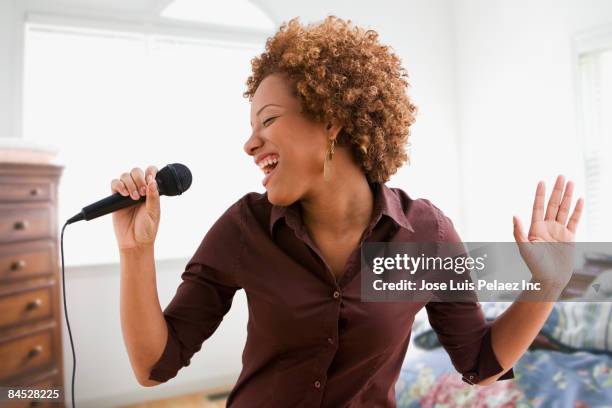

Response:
(300, 150), (374, 236)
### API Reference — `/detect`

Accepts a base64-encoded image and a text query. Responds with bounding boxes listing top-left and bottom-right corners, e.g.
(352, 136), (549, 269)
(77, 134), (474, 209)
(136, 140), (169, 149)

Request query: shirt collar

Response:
(269, 182), (415, 235)
(377, 182), (415, 233)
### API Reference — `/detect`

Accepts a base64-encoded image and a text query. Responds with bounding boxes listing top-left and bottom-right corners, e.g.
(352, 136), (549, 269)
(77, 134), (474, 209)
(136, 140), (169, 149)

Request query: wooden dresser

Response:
(0, 162), (64, 407)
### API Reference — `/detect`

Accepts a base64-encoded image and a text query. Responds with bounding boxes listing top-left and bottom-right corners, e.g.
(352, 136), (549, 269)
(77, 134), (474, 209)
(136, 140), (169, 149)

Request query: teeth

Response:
(258, 156), (279, 170)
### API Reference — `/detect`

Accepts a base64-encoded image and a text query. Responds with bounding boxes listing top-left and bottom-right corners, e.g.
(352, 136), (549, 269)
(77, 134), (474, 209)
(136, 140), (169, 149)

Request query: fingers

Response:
(529, 175), (584, 234)
(131, 167), (147, 198)
(113, 166), (155, 201)
(556, 180), (574, 224)
(513, 216), (528, 243)
(544, 175), (565, 221)
(111, 178), (129, 196)
(120, 172), (139, 200)
(145, 172), (160, 219)
(567, 197), (584, 234)
(531, 181), (546, 225)
(145, 165), (158, 185)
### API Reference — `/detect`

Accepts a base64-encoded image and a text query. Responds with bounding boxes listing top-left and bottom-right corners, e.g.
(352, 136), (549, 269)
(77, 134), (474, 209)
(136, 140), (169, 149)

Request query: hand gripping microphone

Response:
(60, 163), (191, 408)
(66, 163), (192, 224)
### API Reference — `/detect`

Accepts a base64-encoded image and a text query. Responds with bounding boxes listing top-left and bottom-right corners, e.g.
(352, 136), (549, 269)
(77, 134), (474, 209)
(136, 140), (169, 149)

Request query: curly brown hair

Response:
(243, 15), (417, 183)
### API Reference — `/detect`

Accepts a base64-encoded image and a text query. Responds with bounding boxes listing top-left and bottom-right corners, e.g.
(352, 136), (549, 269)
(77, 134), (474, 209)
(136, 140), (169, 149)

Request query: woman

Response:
(114, 16), (583, 407)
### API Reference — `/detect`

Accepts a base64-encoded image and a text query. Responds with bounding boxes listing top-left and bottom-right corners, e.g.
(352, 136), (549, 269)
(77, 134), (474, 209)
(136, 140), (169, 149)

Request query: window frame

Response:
(572, 25), (612, 241)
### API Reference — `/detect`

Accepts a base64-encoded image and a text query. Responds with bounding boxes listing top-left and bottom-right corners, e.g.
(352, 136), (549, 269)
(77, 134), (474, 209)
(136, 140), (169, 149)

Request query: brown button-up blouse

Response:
(148, 182), (514, 407)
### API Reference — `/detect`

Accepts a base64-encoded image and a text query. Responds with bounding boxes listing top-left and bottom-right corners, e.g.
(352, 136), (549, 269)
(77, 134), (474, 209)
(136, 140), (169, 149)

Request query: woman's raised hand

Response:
(512, 175), (584, 289)
(111, 165), (161, 251)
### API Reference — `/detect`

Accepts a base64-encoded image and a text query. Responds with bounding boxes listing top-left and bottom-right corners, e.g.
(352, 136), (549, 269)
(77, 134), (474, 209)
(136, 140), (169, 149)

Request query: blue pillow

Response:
(412, 301), (612, 356)
(541, 302), (612, 355)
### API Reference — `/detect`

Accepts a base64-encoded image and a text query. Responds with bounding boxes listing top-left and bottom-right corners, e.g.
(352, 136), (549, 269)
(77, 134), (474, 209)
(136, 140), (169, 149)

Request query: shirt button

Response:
(333, 291), (340, 299)
(327, 337), (334, 344)
(314, 380), (321, 389)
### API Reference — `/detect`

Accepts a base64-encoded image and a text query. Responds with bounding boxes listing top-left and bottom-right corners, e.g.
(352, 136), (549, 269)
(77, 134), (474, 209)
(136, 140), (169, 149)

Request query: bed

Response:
(395, 298), (612, 407)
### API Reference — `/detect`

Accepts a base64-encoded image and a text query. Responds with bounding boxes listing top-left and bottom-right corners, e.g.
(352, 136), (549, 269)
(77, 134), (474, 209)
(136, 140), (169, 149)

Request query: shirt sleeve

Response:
(424, 203), (514, 385)
(148, 200), (243, 383)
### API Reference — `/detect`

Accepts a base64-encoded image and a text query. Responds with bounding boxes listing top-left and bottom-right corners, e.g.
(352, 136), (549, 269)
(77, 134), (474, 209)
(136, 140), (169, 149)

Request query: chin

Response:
(266, 186), (299, 207)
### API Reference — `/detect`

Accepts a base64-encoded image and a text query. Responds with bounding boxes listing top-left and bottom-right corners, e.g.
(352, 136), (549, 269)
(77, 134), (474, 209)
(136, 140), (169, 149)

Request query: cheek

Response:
(283, 139), (325, 175)
(288, 149), (320, 171)
(267, 136), (324, 204)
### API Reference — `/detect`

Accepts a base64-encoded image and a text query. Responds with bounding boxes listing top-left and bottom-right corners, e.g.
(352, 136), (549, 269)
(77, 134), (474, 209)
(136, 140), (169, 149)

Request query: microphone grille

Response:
(158, 163), (192, 196)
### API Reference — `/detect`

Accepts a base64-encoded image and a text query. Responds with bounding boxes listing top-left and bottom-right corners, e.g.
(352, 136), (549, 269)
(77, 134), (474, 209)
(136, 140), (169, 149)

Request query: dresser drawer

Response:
(0, 162), (63, 402)
(0, 207), (53, 244)
(0, 241), (55, 282)
(0, 182), (52, 203)
(0, 328), (55, 382)
(0, 286), (53, 330)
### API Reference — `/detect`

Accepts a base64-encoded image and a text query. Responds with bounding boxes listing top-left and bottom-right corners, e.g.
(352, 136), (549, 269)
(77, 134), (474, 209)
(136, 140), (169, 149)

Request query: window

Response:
(577, 43), (612, 241)
(23, 23), (263, 265)
(161, 0), (275, 30)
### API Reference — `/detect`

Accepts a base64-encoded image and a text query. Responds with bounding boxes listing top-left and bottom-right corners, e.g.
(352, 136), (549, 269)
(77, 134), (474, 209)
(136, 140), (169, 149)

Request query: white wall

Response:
(452, 0), (612, 241)
(0, 0), (18, 139)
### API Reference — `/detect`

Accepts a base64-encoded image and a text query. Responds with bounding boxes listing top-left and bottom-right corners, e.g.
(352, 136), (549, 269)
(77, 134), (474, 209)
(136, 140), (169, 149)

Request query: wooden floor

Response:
(122, 385), (232, 408)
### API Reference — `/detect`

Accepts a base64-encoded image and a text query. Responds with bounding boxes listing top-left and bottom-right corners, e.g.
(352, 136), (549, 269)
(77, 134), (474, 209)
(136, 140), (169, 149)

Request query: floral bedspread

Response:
(396, 347), (612, 408)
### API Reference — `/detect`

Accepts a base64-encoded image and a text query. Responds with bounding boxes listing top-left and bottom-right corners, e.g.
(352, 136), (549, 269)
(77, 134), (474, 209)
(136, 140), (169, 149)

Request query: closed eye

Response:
(263, 117), (277, 127)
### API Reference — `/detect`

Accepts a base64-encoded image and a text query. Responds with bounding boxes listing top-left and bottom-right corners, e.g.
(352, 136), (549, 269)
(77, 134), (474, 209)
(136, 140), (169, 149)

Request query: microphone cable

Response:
(60, 220), (77, 408)
(54, 163), (191, 407)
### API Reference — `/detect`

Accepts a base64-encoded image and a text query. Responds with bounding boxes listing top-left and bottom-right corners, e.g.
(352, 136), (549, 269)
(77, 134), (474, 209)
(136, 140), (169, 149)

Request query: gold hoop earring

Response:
(323, 138), (336, 181)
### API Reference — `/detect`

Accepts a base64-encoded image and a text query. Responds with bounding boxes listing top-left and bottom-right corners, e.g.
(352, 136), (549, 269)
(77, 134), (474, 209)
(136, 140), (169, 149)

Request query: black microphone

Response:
(66, 163), (192, 224)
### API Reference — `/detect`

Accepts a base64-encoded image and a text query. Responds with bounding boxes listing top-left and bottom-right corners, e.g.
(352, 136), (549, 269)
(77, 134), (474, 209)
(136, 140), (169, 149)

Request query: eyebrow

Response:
(251, 103), (282, 126)
(257, 103), (282, 115)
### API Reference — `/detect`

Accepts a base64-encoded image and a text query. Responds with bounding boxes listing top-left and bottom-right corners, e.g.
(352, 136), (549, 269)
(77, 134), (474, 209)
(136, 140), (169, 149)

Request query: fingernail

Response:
(131, 192), (138, 199)
(140, 186), (146, 195)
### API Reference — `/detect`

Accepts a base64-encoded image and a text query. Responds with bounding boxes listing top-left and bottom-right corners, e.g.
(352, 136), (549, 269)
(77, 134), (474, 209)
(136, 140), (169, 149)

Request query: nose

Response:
(243, 131), (263, 156)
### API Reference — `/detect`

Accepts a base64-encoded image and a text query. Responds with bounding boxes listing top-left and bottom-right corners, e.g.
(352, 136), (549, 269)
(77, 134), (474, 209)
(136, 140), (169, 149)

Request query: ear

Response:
(326, 122), (342, 141)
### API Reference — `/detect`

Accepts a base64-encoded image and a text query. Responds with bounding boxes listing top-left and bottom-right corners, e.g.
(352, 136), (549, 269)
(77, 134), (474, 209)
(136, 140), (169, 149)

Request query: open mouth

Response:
(258, 155), (279, 175)
(258, 154), (279, 186)
(262, 161), (278, 175)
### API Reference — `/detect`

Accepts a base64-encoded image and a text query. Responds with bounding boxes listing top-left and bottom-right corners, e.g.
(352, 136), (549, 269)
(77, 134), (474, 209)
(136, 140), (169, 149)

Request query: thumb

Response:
(513, 215), (528, 243)
(145, 175), (160, 219)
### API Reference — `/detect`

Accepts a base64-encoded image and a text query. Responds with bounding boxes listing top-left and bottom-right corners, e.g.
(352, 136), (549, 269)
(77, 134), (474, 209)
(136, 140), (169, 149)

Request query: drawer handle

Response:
(14, 220), (29, 230)
(30, 188), (42, 196)
(10, 259), (26, 271)
(27, 345), (43, 359)
(26, 298), (43, 311)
